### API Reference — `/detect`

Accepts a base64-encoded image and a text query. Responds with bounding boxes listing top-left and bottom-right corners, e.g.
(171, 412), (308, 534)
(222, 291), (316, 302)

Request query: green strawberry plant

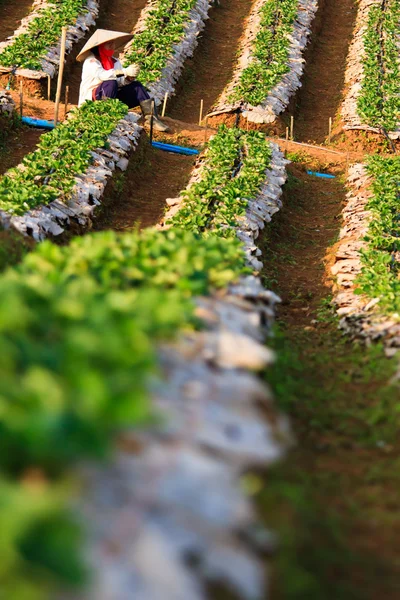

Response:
(228, 0), (299, 106)
(356, 155), (400, 314)
(122, 0), (198, 84)
(0, 100), (128, 215)
(357, 0), (400, 132)
(169, 125), (273, 236)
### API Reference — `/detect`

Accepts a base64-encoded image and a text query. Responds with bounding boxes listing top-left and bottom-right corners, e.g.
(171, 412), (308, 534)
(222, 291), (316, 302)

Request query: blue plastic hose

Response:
(152, 141), (199, 155)
(21, 116), (55, 130)
(306, 170), (336, 179)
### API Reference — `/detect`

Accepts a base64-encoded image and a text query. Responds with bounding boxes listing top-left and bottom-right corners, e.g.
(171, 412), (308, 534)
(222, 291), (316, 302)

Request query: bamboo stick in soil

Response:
(54, 26), (68, 126)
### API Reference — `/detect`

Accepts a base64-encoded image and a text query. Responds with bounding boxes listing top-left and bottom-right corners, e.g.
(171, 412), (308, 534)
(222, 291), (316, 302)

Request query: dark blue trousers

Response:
(94, 80), (150, 107)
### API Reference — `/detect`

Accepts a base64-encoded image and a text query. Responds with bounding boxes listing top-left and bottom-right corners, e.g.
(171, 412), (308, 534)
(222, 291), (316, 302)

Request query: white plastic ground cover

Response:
(0, 89), (15, 115)
(342, 0), (400, 139)
(208, 0), (318, 124)
(119, 0), (212, 105)
(69, 144), (291, 600)
(0, 112), (143, 240)
(0, 0), (99, 80)
(331, 163), (400, 356)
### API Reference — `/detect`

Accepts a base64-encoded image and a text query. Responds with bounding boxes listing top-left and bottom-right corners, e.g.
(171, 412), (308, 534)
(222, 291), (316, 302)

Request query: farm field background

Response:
(0, 0), (399, 598)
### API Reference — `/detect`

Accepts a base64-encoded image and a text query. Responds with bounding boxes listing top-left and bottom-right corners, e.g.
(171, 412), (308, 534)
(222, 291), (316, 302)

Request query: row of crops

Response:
(357, 156), (400, 313)
(0, 0), (211, 99)
(211, 0), (318, 123)
(342, 0), (400, 136)
(332, 155), (400, 354)
(0, 100), (128, 215)
(167, 126), (274, 235)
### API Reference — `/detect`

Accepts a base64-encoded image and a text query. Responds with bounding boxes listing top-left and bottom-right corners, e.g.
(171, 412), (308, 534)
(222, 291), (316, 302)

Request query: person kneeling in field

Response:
(77, 29), (169, 132)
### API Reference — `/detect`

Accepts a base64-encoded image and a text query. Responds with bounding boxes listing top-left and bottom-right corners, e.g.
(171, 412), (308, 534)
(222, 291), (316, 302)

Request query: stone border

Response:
(208, 0), (318, 124)
(0, 89), (15, 116)
(119, 0), (212, 105)
(0, 0), (99, 80)
(331, 163), (400, 357)
(0, 112), (143, 240)
(341, 0), (400, 139)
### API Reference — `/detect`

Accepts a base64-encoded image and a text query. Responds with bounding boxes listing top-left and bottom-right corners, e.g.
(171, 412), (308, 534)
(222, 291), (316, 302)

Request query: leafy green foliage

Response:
(357, 0), (400, 131)
(0, 100), (128, 215)
(0, 227), (247, 597)
(0, 0), (88, 71)
(169, 125), (272, 235)
(123, 0), (197, 84)
(228, 0), (299, 106)
(356, 155), (400, 313)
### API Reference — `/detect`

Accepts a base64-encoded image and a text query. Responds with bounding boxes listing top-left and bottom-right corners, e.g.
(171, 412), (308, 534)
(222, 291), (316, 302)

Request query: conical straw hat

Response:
(76, 29), (133, 62)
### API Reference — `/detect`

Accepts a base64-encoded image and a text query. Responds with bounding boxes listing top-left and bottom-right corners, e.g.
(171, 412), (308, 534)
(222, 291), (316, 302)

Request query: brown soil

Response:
(293, 0), (358, 145)
(0, 124), (42, 175)
(94, 133), (195, 232)
(261, 158), (345, 327)
(168, 0), (255, 122)
(7, 90), (66, 122)
(0, 0), (34, 41)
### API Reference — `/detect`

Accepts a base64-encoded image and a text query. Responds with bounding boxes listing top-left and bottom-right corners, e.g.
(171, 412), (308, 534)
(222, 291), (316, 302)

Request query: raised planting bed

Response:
(162, 125), (289, 269)
(0, 226), (289, 599)
(119, 0), (212, 104)
(332, 155), (400, 356)
(0, 0), (99, 80)
(208, 0), (318, 124)
(0, 99), (142, 239)
(342, 0), (400, 139)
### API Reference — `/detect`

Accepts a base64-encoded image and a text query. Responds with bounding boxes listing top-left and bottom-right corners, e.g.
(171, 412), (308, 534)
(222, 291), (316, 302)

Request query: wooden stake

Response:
(290, 116), (294, 141)
(64, 85), (69, 119)
(161, 92), (168, 117)
(328, 117), (332, 144)
(199, 99), (204, 126)
(19, 80), (23, 117)
(47, 74), (51, 101)
(54, 26), (68, 126)
(285, 126), (289, 151)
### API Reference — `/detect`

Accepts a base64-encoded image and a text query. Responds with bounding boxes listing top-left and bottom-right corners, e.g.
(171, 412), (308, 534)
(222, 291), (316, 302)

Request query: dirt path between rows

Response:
(95, 133), (194, 231)
(294, 0), (358, 144)
(0, 125), (42, 176)
(0, 0), (33, 42)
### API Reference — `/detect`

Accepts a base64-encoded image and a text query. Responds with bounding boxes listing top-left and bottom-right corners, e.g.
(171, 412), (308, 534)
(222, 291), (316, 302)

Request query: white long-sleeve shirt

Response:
(78, 53), (126, 106)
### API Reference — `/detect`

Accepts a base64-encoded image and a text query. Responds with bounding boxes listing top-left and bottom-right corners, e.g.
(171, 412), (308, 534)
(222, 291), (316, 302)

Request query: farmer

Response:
(77, 29), (169, 132)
